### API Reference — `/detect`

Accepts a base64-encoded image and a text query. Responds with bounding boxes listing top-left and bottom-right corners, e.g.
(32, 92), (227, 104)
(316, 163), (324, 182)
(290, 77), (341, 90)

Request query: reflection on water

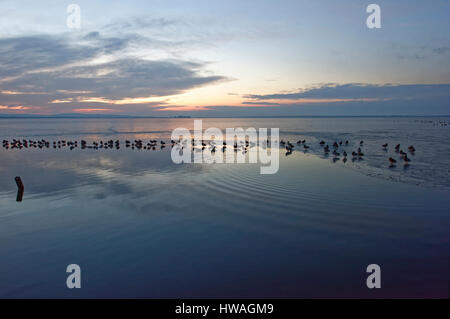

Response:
(0, 117), (449, 298)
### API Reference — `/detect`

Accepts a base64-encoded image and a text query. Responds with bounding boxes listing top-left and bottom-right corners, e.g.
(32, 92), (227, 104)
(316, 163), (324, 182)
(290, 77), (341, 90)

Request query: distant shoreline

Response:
(0, 114), (449, 119)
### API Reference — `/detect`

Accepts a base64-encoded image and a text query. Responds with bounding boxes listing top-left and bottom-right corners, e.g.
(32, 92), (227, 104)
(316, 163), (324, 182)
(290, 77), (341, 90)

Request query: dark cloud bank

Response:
(0, 31), (226, 113)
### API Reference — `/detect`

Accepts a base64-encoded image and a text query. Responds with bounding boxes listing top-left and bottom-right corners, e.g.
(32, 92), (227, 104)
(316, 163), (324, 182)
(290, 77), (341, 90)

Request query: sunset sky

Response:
(0, 0), (449, 116)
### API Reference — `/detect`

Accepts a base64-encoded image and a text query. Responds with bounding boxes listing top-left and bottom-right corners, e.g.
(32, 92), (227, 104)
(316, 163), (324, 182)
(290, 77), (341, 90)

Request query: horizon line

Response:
(0, 113), (450, 119)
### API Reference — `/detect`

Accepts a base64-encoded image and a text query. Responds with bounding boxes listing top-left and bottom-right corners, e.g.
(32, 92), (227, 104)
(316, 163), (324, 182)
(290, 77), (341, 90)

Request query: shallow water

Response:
(0, 117), (449, 298)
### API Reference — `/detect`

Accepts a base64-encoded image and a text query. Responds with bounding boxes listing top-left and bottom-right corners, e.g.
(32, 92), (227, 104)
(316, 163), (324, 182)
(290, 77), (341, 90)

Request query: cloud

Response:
(244, 83), (450, 101)
(103, 16), (181, 32)
(193, 83), (448, 116)
(0, 35), (98, 78)
(0, 105), (32, 110)
(4, 58), (225, 99)
(242, 101), (281, 106)
(0, 32), (227, 113)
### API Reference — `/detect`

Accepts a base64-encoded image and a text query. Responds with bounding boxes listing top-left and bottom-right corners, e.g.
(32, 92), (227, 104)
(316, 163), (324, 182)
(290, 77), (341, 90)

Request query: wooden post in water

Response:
(15, 176), (24, 202)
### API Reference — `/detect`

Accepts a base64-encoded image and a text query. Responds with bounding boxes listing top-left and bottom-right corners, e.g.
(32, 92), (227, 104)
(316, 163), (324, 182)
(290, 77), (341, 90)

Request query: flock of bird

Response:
(282, 139), (362, 163)
(1, 138), (257, 153)
(2, 138), (416, 167)
(174, 138), (257, 154)
(2, 139), (165, 151)
(387, 143), (415, 168)
(281, 139), (416, 167)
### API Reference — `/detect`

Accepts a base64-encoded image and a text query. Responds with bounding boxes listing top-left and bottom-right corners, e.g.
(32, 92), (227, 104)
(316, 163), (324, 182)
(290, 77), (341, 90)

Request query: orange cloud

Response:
(0, 105), (33, 110)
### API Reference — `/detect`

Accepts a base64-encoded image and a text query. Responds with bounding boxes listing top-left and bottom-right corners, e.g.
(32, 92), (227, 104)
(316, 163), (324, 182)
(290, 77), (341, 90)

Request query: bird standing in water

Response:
(389, 157), (397, 167)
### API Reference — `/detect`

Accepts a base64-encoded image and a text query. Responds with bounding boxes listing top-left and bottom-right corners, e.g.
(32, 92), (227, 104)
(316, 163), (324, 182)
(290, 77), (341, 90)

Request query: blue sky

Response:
(0, 0), (449, 116)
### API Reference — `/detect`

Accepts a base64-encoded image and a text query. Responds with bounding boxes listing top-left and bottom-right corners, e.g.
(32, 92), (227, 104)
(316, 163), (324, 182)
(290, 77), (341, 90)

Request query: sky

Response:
(0, 0), (449, 116)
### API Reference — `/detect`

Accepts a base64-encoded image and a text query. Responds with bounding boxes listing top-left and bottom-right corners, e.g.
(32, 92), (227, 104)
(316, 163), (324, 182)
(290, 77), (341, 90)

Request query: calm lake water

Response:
(0, 117), (449, 298)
